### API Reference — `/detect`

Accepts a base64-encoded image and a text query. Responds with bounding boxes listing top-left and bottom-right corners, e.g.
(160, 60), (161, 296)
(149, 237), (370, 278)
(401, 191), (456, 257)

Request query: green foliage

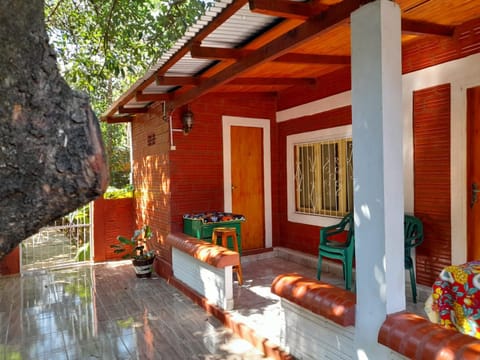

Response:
(44, 0), (211, 187)
(103, 185), (134, 199)
(75, 243), (91, 261)
(111, 225), (154, 260)
(101, 122), (130, 188)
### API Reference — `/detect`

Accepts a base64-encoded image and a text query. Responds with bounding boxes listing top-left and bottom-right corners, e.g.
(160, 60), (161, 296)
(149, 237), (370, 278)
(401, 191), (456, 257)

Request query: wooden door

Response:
(467, 86), (480, 261)
(230, 126), (265, 250)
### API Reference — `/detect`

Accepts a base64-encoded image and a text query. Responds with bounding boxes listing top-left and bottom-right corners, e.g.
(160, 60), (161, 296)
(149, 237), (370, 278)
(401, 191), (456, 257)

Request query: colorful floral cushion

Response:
(428, 261), (480, 338)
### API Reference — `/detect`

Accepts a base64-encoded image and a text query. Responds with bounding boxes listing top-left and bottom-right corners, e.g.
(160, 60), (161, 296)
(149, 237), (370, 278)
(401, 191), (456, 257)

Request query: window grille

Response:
(294, 138), (353, 217)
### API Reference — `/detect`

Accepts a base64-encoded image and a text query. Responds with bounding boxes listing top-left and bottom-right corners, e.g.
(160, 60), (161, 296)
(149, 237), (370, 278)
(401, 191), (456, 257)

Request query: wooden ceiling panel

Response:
(104, 0), (480, 120)
(293, 23), (352, 55)
(214, 84), (292, 93)
(399, 0), (480, 26)
(243, 61), (344, 79)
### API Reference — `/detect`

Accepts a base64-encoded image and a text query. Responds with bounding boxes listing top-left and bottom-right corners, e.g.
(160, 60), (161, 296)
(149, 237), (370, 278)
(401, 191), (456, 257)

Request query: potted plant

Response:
(111, 225), (155, 278)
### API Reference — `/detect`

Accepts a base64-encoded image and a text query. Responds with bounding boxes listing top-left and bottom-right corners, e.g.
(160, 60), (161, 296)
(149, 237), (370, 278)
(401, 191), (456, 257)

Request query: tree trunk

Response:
(0, 0), (109, 258)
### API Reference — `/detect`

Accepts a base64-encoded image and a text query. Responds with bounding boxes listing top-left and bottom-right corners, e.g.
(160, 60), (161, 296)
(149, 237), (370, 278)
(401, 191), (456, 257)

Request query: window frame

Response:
(286, 125), (352, 227)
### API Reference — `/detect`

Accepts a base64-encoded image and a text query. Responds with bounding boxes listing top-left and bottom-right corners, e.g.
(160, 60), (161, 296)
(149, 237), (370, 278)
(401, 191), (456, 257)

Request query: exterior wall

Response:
(277, 106), (352, 256)
(275, 19), (480, 286)
(402, 18), (480, 75)
(130, 106), (172, 275)
(0, 246), (19, 275)
(131, 93), (276, 274)
(93, 197), (135, 261)
(127, 17), (480, 284)
(168, 93), (277, 234)
(413, 84), (452, 286)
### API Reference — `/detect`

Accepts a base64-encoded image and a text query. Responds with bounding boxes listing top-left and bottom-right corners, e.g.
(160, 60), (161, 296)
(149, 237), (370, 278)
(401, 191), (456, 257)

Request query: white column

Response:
(351, 0), (404, 357)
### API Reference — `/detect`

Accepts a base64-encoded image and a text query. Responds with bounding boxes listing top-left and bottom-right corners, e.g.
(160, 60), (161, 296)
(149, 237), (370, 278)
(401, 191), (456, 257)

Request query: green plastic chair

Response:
(316, 213), (355, 290)
(404, 214), (424, 303)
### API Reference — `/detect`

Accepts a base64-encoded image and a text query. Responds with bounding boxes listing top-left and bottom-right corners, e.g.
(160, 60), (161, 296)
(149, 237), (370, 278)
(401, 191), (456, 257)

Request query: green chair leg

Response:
(409, 267), (417, 303)
(316, 256), (323, 280)
(344, 252), (353, 291)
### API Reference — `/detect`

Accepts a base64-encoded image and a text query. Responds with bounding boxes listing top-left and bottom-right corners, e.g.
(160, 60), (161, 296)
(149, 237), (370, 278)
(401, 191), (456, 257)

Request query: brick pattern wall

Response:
(93, 197), (135, 261)
(131, 93), (276, 270)
(277, 68), (351, 111)
(275, 18), (480, 273)
(413, 84), (452, 286)
(168, 94), (276, 233)
(277, 106), (352, 255)
(403, 18), (480, 74)
(129, 18), (480, 278)
(0, 247), (19, 275)
(131, 107), (171, 262)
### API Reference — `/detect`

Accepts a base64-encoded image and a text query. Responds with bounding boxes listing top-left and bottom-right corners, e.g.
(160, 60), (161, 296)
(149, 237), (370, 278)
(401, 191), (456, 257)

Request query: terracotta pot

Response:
(132, 257), (154, 278)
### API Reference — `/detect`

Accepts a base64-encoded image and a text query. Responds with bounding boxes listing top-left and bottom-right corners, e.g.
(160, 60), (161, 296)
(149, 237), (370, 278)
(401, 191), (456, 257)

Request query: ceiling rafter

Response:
(190, 44), (248, 60)
(190, 44), (351, 64)
(169, 0), (372, 110)
(105, 115), (133, 124)
(118, 106), (149, 114)
(135, 91), (173, 102)
(208, 91), (278, 97)
(277, 53), (350, 64)
(156, 75), (317, 87)
(156, 76), (202, 86)
(229, 77), (317, 86)
(248, 0), (328, 20)
(103, 0), (249, 120)
(401, 18), (455, 37)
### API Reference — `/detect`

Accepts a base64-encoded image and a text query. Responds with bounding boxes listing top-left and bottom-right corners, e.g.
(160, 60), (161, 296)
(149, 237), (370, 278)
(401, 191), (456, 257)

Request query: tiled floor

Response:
(0, 262), (268, 360)
(0, 249), (428, 360)
(229, 249), (428, 349)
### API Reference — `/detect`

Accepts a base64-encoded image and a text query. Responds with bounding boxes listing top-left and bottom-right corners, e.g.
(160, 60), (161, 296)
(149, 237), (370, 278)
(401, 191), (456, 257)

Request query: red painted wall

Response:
(129, 109), (172, 276)
(169, 93), (277, 233)
(277, 106), (352, 255)
(131, 93), (277, 274)
(273, 19), (480, 277)
(0, 246), (19, 275)
(413, 84), (451, 286)
(403, 18), (480, 74)
(128, 17), (480, 284)
(93, 197), (135, 261)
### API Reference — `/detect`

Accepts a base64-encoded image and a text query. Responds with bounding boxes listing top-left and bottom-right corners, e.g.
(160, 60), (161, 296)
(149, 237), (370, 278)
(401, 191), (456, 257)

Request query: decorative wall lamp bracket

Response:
(168, 104), (194, 151)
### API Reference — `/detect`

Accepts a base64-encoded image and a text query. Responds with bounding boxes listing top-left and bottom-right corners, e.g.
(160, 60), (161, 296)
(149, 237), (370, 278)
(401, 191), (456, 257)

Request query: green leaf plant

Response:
(111, 225), (154, 260)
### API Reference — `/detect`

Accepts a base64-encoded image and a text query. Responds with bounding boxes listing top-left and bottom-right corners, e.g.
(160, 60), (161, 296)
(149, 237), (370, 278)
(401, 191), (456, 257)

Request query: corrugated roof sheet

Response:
(107, 0), (279, 115)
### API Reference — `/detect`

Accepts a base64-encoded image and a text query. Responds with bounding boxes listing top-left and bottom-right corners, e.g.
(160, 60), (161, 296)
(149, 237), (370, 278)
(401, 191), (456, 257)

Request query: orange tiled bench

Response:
(166, 232), (239, 268)
(271, 273), (356, 359)
(379, 311), (480, 359)
(166, 232), (240, 310)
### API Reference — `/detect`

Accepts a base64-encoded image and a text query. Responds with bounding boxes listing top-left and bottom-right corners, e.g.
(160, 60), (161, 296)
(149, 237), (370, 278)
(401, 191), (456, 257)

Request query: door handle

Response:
(472, 183), (480, 208)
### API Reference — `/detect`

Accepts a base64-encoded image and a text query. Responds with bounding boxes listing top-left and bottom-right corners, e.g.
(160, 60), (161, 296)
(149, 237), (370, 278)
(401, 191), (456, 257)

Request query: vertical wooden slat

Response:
(413, 83), (451, 286)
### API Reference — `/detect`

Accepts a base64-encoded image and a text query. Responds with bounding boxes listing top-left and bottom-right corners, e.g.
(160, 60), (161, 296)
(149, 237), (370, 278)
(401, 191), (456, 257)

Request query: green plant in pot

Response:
(111, 225), (155, 278)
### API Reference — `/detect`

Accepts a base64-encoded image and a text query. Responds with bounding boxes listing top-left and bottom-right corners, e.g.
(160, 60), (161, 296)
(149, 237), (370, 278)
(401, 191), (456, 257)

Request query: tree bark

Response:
(0, 0), (109, 258)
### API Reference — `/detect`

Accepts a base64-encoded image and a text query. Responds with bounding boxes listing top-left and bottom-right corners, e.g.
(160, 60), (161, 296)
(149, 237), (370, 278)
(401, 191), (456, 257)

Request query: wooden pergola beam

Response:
(102, 0), (248, 120)
(190, 44), (247, 60)
(135, 91), (173, 102)
(155, 76), (316, 87)
(170, 0), (372, 110)
(118, 106), (149, 114)
(104, 115), (133, 124)
(248, 0), (328, 20)
(229, 77), (316, 86)
(156, 76), (202, 86)
(401, 18), (455, 37)
(276, 53), (351, 65)
(191, 44), (351, 65)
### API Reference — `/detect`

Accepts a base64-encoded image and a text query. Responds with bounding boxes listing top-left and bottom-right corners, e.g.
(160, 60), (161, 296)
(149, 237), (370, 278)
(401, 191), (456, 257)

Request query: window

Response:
(287, 125), (353, 226)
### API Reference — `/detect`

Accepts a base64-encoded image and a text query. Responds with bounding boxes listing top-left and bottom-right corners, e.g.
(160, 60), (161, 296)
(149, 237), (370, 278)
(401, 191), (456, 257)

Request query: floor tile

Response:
(0, 253), (428, 359)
